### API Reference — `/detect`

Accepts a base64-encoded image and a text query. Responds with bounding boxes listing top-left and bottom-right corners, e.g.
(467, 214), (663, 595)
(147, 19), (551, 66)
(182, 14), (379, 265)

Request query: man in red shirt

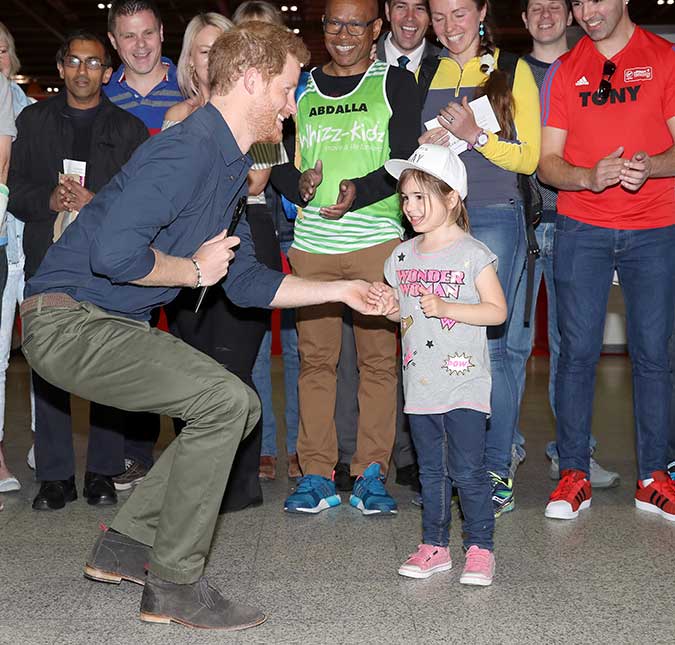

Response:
(539, 0), (675, 521)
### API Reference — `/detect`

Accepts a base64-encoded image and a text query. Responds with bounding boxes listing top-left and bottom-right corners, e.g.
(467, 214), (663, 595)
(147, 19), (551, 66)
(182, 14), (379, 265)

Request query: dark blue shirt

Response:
(26, 103), (286, 320)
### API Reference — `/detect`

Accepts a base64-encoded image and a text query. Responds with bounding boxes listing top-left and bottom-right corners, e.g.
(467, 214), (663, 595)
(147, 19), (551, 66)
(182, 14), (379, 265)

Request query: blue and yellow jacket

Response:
(421, 48), (541, 208)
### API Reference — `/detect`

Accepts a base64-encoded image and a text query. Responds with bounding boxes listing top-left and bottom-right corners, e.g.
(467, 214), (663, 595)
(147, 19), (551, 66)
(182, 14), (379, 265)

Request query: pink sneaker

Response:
(398, 544), (452, 579)
(459, 545), (495, 586)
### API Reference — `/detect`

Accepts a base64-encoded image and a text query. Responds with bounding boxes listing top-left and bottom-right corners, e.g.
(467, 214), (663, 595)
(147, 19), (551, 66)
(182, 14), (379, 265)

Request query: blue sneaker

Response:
(489, 472), (514, 518)
(284, 475), (341, 514)
(668, 461), (675, 482)
(349, 463), (398, 515)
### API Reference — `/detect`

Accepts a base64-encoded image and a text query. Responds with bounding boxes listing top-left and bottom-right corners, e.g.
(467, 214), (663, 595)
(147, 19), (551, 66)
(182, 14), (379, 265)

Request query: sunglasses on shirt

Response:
(597, 60), (617, 103)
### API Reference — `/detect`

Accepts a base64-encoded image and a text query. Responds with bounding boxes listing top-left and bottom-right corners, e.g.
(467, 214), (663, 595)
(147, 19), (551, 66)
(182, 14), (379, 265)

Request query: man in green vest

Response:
(272, 0), (420, 515)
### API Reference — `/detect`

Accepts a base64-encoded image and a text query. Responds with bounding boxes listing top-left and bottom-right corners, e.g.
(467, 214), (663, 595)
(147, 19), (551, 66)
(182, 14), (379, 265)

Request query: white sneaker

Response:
(27, 444), (35, 470)
(548, 455), (619, 488)
(0, 476), (20, 492)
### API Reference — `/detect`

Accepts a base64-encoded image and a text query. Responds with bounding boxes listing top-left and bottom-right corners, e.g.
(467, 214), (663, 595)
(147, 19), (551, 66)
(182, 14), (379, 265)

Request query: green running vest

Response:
(293, 61), (403, 255)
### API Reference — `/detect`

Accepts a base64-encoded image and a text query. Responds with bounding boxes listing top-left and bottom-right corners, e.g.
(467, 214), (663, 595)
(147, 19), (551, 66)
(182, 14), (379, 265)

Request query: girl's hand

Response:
(367, 281), (399, 316)
(419, 286), (448, 319)
(419, 126), (450, 147)
(438, 96), (482, 145)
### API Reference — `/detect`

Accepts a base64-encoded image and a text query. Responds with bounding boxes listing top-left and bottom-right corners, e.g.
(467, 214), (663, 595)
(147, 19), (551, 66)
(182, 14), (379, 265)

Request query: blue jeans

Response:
(554, 217), (675, 479)
(669, 311), (675, 464)
(507, 222), (598, 459)
(251, 243), (299, 457)
(409, 409), (494, 550)
(469, 201), (526, 478)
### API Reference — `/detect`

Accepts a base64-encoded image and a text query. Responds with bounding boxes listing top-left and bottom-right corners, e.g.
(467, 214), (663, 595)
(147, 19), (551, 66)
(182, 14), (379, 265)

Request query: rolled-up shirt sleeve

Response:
(89, 137), (210, 283)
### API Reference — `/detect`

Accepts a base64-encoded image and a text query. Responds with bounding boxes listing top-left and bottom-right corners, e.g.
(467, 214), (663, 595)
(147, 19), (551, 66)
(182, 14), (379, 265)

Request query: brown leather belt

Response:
(20, 293), (80, 317)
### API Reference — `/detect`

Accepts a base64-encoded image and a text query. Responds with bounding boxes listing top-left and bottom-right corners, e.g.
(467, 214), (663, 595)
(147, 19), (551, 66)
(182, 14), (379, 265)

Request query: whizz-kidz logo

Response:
(579, 84), (641, 107)
(298, 120), (386, 147)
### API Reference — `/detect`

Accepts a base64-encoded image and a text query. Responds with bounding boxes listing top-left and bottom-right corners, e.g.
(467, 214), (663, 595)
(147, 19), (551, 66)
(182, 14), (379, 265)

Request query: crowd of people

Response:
(0, 0), (674, 631)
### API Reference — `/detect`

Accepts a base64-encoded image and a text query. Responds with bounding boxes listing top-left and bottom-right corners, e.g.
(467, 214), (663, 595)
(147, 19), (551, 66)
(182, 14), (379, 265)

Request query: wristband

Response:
(191, 258), (202, 289)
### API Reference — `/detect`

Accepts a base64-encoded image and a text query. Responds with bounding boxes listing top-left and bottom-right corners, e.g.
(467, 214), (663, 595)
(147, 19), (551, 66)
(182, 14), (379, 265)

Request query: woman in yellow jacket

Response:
(418, 0), (541, 517)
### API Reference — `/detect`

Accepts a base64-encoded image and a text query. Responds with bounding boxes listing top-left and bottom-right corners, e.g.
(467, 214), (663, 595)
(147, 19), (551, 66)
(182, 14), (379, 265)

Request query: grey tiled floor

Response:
(1, 354), (674, 644)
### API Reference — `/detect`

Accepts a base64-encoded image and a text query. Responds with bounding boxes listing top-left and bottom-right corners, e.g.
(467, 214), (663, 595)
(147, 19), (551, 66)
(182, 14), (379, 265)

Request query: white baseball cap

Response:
(385, 144), (468, 201)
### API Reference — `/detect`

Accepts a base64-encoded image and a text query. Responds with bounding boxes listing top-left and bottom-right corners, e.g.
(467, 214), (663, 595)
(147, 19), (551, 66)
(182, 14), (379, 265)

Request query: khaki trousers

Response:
(21, 297), (259, 584)
(288, 240), (399, 479)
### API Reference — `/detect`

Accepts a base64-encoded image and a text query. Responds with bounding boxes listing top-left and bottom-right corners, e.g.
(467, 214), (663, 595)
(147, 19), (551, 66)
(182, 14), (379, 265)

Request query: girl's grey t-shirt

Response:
(384, 233), (497, 416)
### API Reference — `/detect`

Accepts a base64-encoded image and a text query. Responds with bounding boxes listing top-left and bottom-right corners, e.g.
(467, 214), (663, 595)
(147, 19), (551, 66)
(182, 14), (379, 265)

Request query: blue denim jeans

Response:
(469, 201), (526, 478)
(409, 409), (494, 550)
(507, 222), (598, 460)
(251, 242), (300, 457)
(554, 217), (675, 479)
(669, 312), (675, 464)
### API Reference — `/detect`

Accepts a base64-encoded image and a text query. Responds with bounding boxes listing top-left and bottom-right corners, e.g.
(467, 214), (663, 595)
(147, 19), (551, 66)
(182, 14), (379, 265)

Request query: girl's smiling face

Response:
(400, 175), (459, 234)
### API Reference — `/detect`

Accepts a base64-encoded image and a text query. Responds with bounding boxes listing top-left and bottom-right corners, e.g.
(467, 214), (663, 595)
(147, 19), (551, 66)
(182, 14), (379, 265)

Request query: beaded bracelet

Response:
(191, 258), (203, 289)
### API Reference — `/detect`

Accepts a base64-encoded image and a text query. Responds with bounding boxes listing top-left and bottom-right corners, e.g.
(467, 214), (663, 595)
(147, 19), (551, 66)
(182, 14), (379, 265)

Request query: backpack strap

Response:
(499, 50), (542, 327)
(496, 50), (519, 91)
(417, 53), (441, 103)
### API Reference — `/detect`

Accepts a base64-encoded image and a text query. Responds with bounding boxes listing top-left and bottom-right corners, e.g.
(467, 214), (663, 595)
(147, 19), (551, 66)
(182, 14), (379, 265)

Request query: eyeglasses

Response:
(597, 60), (616, 103)
(62, 55), (106, 71)
(322, 17), (377, 37)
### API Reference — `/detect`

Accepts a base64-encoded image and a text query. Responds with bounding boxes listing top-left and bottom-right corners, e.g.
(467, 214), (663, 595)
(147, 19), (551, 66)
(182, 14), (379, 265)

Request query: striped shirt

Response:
(293, 62), (404, 255)
(248, 143), (288, 205)
(104, 57), (182, 135)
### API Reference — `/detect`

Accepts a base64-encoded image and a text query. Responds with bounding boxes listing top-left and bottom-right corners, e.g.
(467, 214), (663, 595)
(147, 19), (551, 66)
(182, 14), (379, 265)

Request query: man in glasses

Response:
(507, 0), (619, 488)
(7, 30), (148, 511)
(333, 1), (439, 497)
(539, 0), (675, 522)
(272, 0), (420, 515)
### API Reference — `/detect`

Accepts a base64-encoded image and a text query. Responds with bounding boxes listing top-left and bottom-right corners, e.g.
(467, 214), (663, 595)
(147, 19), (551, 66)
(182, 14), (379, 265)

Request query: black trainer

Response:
(140, 572), (266, 630)
(84, 526), (150, 585)
(395, 463), (421, 492)
(333, 462), (355, 492)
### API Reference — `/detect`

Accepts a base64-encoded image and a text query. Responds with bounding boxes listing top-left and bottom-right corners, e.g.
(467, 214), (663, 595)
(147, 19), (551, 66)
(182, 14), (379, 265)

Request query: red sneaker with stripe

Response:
(635, 471), (675, 522)
(545, 469), (591, 520)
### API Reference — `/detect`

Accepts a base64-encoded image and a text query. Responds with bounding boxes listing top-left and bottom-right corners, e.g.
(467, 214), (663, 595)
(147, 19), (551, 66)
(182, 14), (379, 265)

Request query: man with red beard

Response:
(20, 23), (374, 630)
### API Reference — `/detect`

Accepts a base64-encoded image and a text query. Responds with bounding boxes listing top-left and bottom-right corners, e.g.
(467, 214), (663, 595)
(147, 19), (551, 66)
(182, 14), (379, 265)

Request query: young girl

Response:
(419, 0), (541, 515)
(369, 144), (506, 586)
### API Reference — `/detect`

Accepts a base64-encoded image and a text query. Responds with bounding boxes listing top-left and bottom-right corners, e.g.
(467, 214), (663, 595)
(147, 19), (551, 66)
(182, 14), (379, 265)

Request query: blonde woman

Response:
(0, 21), (34, 493)
(162, 12), (232, 127)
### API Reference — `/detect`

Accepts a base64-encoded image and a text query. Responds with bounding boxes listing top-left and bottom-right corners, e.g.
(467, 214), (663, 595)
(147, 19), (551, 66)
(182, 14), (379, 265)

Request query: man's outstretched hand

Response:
(340, 279), (382, 315)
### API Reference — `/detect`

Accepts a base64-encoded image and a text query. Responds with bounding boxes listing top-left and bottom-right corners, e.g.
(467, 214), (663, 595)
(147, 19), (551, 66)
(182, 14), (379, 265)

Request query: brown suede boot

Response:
(287, 453), (302, 479)
(140, 572), (265, 630)
(258, 456), (276, 480)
